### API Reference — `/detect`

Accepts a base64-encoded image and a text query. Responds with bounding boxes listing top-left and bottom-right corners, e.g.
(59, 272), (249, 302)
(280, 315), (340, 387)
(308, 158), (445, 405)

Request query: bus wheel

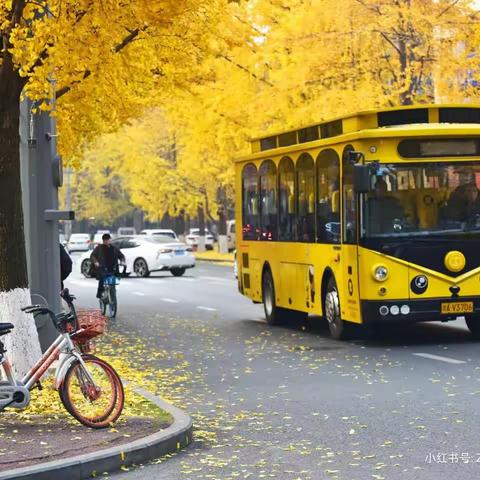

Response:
(465, 317), (480, 338)
(262, 269), (284, 325)
(325, 277), (350, 340)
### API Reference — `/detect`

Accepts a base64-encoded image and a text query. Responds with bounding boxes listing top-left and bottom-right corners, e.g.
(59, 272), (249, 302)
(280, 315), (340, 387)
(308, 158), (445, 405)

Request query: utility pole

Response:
(64, 167), (73, 239)
(19, 99), (74, 350)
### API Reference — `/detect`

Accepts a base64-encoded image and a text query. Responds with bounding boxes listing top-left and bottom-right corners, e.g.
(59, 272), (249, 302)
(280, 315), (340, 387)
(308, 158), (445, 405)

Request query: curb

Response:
(195, 258), (234, 265)
(0, 387), (193, 480)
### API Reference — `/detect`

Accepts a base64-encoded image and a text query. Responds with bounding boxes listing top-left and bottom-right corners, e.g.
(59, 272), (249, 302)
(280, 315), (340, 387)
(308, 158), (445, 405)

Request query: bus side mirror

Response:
(354, 164), (372, 193)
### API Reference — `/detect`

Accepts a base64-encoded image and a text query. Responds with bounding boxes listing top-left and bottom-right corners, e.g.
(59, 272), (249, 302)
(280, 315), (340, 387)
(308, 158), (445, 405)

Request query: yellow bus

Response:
(235, 105), (480, 339)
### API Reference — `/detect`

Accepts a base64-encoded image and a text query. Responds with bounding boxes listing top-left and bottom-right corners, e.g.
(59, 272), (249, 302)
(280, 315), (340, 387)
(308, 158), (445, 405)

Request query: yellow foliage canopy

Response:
(66, 0), (480, 223)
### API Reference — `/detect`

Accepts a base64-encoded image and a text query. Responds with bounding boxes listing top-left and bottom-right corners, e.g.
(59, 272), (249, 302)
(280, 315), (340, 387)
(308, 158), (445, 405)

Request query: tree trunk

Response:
(197, 204), (206, 252)
(0, 104), (42, 377)
(217, 205), (228, 254)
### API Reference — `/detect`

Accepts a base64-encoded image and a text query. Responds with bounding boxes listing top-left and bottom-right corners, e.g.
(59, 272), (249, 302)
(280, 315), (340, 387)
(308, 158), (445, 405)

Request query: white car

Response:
(140, 229), (178, 240)
(186, 228), (214, 250)
(79, 235), (195, 278)
(227, 220), (235, 251)
(66, 233), (91, 253)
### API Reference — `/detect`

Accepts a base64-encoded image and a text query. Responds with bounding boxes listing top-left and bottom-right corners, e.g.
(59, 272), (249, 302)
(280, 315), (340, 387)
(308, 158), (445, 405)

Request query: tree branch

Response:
(56, 26), (146, 99)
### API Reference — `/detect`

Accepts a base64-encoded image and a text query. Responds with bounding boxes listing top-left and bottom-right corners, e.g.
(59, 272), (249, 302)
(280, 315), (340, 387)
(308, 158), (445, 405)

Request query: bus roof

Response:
(245, 104), (480, 159)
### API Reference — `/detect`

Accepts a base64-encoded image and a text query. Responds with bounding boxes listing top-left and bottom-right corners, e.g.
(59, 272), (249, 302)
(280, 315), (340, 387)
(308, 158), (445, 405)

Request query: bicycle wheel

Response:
(108, 287), (117, 318)
(60, 355), (124, 428)
(99, 287), (107, 316)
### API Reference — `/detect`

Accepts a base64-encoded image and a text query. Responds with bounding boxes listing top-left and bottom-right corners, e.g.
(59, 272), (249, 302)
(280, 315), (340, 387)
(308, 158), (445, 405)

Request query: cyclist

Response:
(90, 233), (125, 299)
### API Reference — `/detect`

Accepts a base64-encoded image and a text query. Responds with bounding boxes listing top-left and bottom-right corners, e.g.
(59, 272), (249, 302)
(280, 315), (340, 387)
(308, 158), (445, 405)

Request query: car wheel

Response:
(262, 268), (289, 325)
(134, 258), (150, 278)
(324, 276), (352, 340)
(171, 268), (186, 277)
(81, 259), (92, 278)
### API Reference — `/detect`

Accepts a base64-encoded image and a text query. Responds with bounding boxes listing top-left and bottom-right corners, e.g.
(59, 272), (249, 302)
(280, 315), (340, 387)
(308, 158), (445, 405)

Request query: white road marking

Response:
(197, 306), (217, 312)
(413, 353), (466, 364)
(162, 298), (179, 303)
(133, 291), (146, 296)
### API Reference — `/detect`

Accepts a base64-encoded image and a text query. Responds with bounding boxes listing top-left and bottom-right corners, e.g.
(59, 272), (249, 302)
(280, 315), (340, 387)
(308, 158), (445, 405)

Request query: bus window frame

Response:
(241, 162), (260, 241)
(296, 153), (316, 243)
(316, 148), (341, 244)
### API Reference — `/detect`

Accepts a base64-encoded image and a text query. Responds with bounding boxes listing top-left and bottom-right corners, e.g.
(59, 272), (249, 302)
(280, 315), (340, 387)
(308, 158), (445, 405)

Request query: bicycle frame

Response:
(1, 330), (95, 395)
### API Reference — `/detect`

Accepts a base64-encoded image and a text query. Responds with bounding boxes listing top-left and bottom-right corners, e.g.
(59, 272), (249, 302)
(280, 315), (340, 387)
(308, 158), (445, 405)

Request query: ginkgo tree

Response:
(0, 0), (229, 374)
(74, 0), (480, 256)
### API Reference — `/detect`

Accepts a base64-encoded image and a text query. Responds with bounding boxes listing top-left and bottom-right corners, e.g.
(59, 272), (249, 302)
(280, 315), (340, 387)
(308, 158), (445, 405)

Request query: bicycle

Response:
(0, 289), (124, 428)
(99, 267), (123, 318)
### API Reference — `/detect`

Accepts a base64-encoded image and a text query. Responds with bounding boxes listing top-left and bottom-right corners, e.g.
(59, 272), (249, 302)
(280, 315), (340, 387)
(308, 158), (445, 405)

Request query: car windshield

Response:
(362, 161), (480, 239)
(154, 232), (176, 238)
(71, 234), (89, 240)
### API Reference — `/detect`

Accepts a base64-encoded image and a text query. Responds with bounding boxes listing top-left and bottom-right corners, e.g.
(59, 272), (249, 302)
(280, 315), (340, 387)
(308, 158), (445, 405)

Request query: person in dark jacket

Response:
(59, 243), (72, 290)
(90, 233), (125, 299)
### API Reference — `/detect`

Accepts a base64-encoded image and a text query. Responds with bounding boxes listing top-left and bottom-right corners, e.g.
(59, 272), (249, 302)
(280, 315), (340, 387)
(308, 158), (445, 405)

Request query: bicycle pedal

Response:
(35, 381), (43, 391)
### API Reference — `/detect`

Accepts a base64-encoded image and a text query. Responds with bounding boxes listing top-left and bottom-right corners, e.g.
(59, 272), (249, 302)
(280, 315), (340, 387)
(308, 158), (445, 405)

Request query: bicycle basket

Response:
(72, 310), (107, 344)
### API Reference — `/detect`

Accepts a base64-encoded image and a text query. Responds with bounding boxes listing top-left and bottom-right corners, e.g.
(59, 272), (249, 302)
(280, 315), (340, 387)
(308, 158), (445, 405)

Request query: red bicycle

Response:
(0, 289), (124, 428)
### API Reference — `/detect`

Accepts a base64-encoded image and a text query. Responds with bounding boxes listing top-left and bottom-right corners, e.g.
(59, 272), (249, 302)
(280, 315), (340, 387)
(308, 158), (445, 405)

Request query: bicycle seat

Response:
(0, 323), (14, 336)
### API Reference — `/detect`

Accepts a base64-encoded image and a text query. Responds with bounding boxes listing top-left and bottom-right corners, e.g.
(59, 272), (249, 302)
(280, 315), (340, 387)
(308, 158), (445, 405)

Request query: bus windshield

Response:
(361, 162), (480, 238)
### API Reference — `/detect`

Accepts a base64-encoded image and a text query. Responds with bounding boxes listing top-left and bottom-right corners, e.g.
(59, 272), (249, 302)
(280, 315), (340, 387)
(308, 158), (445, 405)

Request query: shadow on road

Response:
(240, 314), (478, 348)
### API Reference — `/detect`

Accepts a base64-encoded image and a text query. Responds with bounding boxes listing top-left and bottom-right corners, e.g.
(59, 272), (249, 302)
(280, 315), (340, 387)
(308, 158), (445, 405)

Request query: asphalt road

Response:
(66, 254), (480, 480)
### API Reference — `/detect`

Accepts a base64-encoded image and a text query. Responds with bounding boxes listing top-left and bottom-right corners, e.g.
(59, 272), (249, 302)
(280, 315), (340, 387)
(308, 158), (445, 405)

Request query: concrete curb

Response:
(0, 387), (193, 480)
(196, 258), (234, 265)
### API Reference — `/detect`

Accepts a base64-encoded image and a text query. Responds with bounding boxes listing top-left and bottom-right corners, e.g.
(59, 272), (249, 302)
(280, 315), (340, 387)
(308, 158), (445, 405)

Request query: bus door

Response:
(341, 147), (362, 323)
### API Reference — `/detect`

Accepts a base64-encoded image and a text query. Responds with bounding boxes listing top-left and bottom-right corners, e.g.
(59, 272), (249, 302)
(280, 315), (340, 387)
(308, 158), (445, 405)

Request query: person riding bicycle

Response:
(90, 234), (125, 299)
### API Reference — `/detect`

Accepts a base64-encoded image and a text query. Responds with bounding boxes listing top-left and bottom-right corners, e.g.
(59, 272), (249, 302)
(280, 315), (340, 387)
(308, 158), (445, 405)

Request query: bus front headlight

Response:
(373, 265), (388, 282)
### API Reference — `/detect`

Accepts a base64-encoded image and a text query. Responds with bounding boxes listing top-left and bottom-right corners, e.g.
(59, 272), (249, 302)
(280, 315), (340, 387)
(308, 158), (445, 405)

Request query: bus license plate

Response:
(441, 302), (473, 314)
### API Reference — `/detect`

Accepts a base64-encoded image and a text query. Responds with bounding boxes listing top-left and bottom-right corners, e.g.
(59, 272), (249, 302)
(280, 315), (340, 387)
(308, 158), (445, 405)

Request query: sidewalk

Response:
(194, 250), (234, 265)
(0, 386), (193, 480)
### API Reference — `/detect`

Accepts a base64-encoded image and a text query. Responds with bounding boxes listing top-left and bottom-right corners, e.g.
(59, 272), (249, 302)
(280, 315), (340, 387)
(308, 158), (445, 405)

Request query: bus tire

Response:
(324, 276), (351, 340)
(465, 317), (480, 338)
(262, 269), (285, 325)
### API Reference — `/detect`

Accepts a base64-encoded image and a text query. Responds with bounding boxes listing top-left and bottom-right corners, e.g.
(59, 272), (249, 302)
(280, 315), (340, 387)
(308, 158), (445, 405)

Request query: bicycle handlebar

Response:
(22, 288), (78, 333)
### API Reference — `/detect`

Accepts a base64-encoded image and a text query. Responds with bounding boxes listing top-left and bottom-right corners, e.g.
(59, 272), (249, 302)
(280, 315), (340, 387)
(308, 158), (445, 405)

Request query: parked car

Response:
(117, 227), (136, 236)
(226, 220), (235, 251)
(66, 233), (91, 253)
(80, 235), (195, 278)
(186, 228), (214, 250)
(140, 229), (178, 240)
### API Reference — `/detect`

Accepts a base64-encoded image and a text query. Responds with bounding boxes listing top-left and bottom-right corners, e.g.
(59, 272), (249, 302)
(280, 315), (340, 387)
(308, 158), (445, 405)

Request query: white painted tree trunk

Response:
(218, 235), (228, 254)
(0, 288), (42, 378)
(197, 236), (206, 252)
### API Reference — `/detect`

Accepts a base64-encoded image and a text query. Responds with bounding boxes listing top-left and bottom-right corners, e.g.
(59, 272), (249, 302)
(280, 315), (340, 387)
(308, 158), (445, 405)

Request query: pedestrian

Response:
(60, 243), (72, 290)
(90, 233), (125, 299)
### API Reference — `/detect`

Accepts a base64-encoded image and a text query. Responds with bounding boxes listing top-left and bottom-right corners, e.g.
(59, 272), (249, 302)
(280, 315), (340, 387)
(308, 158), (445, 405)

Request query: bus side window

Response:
(297, 154), (315, 242)
(242, 163), (259, 240)
(316, 149), (340, 244)
(279, 166), (296, 240)
(342, 145), (357, 244)
(259, 160), (278, 241)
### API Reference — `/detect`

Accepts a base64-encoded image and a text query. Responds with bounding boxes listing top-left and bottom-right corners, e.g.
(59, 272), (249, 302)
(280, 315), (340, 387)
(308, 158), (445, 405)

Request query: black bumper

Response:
(361, 297), (480, 324)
